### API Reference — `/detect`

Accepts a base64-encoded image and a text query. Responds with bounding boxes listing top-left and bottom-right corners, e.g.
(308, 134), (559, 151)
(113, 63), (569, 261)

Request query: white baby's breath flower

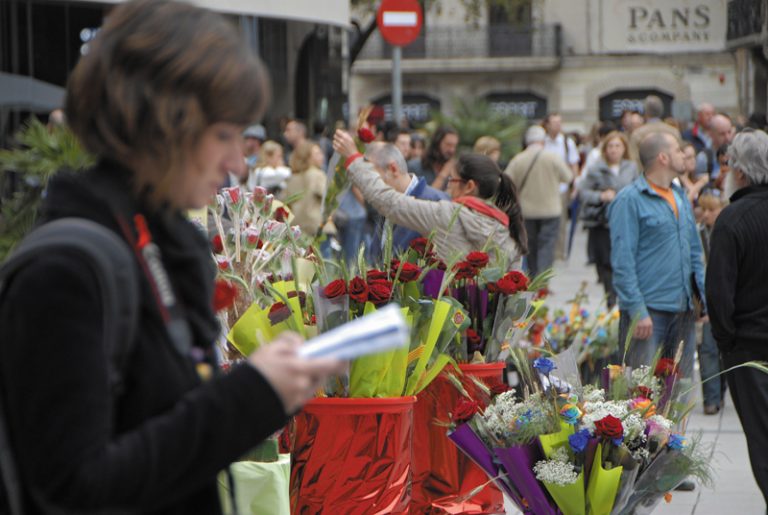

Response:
(581, 400), (628, 433)
(648, 414), (673, 431)
(533, 458), (579, 486)
(623, 413), (646, 441)
(582, 386), (605, 403)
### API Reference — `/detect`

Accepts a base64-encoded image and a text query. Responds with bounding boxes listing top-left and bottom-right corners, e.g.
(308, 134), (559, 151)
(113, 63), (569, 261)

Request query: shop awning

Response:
(44, 0), (350, 27)
(0, 72), (66, 112)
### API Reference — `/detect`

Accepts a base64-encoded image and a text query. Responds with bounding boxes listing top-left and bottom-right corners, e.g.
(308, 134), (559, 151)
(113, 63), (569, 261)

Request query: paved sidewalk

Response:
(505, 226), (765, 514)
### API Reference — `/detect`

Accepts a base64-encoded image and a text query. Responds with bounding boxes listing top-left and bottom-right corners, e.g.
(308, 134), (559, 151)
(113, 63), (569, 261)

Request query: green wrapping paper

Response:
(543, 470), (586, 515)
(218, 454), (291, 515)
(586, 445), (622, 515)
(539, 420), (575, 459)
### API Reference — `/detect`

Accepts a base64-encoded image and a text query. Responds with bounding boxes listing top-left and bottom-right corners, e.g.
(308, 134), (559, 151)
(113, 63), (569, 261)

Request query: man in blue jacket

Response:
(366, 142), (448, 260)
(608, 132), (706, 380)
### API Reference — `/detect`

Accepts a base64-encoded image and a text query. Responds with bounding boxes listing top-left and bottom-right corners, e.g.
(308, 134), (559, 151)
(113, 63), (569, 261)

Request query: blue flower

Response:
(569, 429), (591, 453)
(580, 309), (590, 319)
(612, 437), (624, 446)
(533, 357), (557, 375)
(668, 433), (686, 450)
(596, 328), (608, 340)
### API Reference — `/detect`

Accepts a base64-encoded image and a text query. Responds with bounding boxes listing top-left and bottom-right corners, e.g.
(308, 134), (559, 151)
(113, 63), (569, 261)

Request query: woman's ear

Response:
(464, 179), (479, 196)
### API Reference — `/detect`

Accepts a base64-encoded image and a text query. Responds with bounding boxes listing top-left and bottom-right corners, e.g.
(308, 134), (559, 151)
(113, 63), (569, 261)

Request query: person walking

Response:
(579, 131), (639, 308)
(283, 141), (327, 236)
(0, 2), (341, 513)
(333, 130), (526, 268)
(505, 125), (573, 277)
(609, 131), (705, 379)
(706, 129), (768, 507)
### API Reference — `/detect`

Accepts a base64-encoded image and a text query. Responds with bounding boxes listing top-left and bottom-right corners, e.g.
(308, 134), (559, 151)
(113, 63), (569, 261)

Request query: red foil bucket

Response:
(411, 363), (506, 514)
(290, 396), (416, 514)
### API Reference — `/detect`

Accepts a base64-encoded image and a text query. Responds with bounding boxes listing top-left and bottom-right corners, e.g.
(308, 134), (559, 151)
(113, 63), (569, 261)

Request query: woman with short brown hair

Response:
(0, 1), (340, 513)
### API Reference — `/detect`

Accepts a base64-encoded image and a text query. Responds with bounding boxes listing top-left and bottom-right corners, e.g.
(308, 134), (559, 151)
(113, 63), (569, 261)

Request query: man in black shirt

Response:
(706, 129), (768, 509)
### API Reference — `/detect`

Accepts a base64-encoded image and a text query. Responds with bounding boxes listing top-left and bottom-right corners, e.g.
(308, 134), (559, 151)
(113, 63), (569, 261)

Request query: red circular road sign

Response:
(377, 0), (423, 47)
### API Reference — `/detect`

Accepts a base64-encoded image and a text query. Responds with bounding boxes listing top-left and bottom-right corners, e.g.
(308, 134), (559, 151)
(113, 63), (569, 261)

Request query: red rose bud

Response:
(212, 279), (237, 312)
(267, 302), (292, 325)
(223, 186), (241, 205)
(211, 234), (224, 254)
(348, 276), (369, 303)
(594, 415), (624, 440)
(466, 251), (490, 269)
(391, 260), (421, 282)
(409, 237), (432, 256)
(453, 261), (477, 281)
(323, 279), (347, 299)
(252, 186), (267, 203)
(654, 358), (678, 377)
(486, 282), (499, 293)
(357, 127), (376, 143)
(636, 386), (653, 399)
(216, 255), (231, 271)
(274, 206), (289, 222)
(452, 398), (480, 424)
(466, 328), (481, 346)
(535, 287), (550, 300)
(366, 269), (388, 282)
(368, 280), (393, 306)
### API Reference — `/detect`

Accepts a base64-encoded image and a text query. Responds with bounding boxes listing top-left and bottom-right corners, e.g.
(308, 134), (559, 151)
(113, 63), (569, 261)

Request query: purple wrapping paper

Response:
(494, 444), (559, 515)
(584, 437), (600, 481)
(447, 424), (521, 506)
(423, 269), (445, 299)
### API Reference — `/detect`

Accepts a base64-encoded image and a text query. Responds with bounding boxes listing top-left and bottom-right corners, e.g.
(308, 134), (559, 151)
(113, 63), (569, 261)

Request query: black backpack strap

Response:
(0, 218), (139, 514)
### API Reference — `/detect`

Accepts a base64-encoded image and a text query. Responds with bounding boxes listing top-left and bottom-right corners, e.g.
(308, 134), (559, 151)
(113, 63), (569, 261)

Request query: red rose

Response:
(391, 260), (421, 282)
(535, 287), (550, 300)
(245, 231), (264, 249)
(368, 280), (393, 306)
(490, 383), (512, 397)
(223, 186), (240, 205)
(367, 269), (388, 282)
(594, 415), (624, 440)
(466, 328), (481, 346)
(323, 279), (347, 299)
(268, 302), (292, 325)
(495, 270), (529, 295)
(654, 358), (678, 377)
(357, 127), (376, 143)
(216, 256), (231, 271)
(211, 234), (224, 254)
(466, 251), (490, 269)
(274, 206), (289, 222)
(212, 279), (237, 312)
(409, 237), (432, 256)
(452, 398), (480, 424)
(349, 277), (369, 303)
(252, 186), (267, 203)
(436, 259), (447, 271)
(453, 261), (477, 281)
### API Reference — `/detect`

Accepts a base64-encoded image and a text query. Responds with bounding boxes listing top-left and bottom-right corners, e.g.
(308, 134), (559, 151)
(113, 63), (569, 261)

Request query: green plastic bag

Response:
(218, 454), (290, 515)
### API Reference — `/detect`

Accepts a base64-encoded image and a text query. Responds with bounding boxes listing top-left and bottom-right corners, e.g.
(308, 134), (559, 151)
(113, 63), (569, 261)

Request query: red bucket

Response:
(411, 363), (506, 514)
(290, 396), (416, 515)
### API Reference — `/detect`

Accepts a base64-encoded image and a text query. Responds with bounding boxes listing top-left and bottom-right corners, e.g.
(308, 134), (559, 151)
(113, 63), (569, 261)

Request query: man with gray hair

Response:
(629, 95), (682, 165)
(505, 125), (573, 276)
(609, 131), (705, 383)
(706, 129), (768, 506)
(366, 142), (448, 257)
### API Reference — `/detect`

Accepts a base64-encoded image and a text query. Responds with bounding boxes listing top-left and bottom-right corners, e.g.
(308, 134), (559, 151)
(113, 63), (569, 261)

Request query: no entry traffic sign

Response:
(377, 0), (423, 47)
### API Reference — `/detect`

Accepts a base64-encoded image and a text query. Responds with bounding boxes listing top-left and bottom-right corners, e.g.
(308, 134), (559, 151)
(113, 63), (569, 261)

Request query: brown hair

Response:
(697, 193), (727, 210)
(600, 131), (630, 163)
(289, 141), (319, 174)
(65, 0), (269, 207)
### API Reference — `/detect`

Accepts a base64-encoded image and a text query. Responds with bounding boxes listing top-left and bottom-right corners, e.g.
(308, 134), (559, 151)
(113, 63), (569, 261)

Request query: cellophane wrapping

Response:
(289, 397), (415, 514)
(411, 363), (505, 514)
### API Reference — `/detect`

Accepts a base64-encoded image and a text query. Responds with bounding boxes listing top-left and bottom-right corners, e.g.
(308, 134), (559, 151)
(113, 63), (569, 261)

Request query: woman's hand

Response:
(248, 332), (345, 414)
(332, 130), (359, 160)
(599, 189), (616, 202)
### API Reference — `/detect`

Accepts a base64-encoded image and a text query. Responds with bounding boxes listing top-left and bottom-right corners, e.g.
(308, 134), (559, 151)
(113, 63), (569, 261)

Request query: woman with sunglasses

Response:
(333, 130), (526, 268)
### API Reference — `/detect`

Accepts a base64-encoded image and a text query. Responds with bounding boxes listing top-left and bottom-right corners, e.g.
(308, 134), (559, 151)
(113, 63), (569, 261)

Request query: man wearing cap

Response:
(243, 124), (266, 169)
(505, 125), (573, 277)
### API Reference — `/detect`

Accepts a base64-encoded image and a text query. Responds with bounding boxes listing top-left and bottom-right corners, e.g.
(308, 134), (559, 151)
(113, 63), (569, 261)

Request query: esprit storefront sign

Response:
(601, 0), (726, 53)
